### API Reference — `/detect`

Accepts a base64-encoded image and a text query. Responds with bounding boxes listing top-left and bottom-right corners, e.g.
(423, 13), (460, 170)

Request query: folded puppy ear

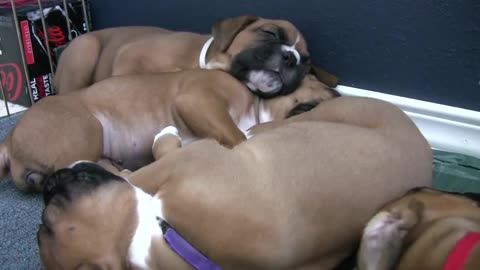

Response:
(211, 15), (259, 52)
(287, 100), (320, 118)
(309, 65), (339, 88)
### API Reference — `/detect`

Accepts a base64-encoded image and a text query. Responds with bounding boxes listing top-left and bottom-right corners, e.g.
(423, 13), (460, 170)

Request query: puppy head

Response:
(265, 70), (340, 120)
(208, 15), (315, 97)
(37, 161), (138, 269)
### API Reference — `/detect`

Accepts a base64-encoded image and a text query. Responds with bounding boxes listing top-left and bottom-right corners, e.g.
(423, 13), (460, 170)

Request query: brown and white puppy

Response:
(55, 15), (337, 97)
(357, 187), (480, 270)
(37, 96), (432, 270)
(0, 70), (337, 192)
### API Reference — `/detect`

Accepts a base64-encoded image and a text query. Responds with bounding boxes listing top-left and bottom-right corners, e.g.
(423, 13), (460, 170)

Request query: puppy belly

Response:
(101, 134), (155, 171)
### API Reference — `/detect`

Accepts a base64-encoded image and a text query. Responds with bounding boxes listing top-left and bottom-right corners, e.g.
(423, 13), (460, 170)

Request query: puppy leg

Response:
(174, 94), (246, 148)
(118, 169), (132, 178)
(54, 34), (101, 93)
(357, 211), (416, 270)
(152, 126), (182, 161)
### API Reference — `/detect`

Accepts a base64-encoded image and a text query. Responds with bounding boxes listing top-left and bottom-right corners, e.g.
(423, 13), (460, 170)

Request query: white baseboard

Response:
(337, 85), (480, 159)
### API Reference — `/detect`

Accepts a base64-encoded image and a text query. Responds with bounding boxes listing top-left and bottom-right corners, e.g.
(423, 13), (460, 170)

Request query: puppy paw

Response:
(364, 211), (410, 241)
(154, 126), (180, 144)
(357, 211), (409, 270)
(152, 126), (182, 160)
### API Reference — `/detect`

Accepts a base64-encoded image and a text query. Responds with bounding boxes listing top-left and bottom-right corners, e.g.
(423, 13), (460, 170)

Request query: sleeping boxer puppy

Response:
(0, 70), (337, 192)
(357, 187), (480, 270)
(55, 15), (338, 97)
(37, 96), (432, 270)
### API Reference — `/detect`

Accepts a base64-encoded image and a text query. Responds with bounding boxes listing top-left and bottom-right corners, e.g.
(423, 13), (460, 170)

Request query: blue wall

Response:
(90, 0), (480, 111)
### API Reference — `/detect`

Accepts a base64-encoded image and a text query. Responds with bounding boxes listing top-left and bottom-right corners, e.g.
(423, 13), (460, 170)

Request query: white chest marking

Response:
(235, 102), (273, 138)
(237, 107), (257, 137)
(258, 101), (274, 124)
(128, 187), (164, 269)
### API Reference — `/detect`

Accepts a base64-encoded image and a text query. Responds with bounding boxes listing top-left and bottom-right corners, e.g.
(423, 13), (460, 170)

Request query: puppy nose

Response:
(282, 51), (297, 67)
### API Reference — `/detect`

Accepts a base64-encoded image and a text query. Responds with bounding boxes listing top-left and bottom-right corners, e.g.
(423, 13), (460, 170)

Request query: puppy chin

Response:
(230, 46), (308, 98)
(246, 70), (283, 98)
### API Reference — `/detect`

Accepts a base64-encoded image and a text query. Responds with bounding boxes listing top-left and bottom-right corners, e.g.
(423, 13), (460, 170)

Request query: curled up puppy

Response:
(37, 96), (431, 269)
(55, 15), (338, 97)
(0, 69), (338, 192)
(357, 187), (480, 270)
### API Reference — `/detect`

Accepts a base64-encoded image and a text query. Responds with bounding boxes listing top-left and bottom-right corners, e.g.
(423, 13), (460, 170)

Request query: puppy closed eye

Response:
(257, 25), (286, 41)
(261, 29), (278, 39)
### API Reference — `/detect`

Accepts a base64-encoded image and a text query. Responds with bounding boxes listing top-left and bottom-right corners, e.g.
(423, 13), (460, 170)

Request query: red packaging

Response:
(0, 0), (91, 107)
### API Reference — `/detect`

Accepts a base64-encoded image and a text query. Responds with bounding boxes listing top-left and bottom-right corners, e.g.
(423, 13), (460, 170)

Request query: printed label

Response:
(20, 20), (35, 64)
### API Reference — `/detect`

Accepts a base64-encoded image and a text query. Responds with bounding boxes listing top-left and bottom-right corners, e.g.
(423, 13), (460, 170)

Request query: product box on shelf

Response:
(0, 0), (91, 107)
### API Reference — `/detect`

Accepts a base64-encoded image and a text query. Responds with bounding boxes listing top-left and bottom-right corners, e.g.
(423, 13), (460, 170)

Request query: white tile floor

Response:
(0, 100), (28, 117)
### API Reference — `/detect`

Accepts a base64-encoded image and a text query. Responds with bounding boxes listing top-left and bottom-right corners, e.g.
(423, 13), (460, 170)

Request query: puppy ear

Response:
(406, 198), (425, 222)
(43, 168), (75, 205)
(287, 100), (320, 118)
(211, 15), (259, 52)
(309, 65), (339, 88)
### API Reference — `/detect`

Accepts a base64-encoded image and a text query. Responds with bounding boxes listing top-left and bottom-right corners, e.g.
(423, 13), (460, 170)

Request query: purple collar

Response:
(157, 217), (222, 270)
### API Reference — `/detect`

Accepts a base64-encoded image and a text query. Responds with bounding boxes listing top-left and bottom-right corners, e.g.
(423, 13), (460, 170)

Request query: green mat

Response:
(433, 149), (480, 193)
